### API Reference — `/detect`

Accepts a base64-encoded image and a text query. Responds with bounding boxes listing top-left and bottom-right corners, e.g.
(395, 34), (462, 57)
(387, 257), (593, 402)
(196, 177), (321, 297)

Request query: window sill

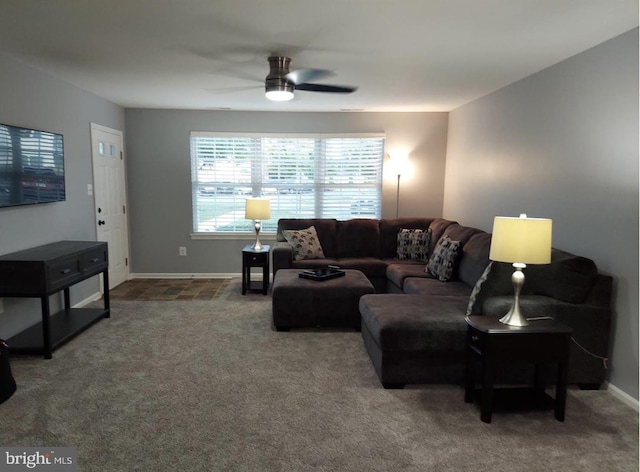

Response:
(190, 232), (277, 241)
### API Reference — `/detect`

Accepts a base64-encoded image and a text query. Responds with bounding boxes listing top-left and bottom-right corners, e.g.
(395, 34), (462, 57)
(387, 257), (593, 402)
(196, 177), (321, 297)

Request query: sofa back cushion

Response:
(277, 219), (338, 257)
(427, 219), (457, 254)
(465, 247), (600, 316)
(526, 249), (599, 304)
(379, 218), (434, 258)
(336, 219), (381, 258)
(427, 223), (484, 283)
(458, 232), (492, 287)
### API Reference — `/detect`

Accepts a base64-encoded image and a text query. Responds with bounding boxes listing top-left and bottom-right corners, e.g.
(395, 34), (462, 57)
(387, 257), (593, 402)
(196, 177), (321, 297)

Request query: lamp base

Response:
(500, 263), (529, 327)
(251, 220), (263, 251)
(499, 303), (529, 327)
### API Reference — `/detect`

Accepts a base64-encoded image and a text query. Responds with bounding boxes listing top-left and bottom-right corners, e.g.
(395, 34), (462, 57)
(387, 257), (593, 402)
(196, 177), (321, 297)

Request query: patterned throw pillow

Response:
(396, 228), (432, 261)
(466, 261), (494, 316)
(282, 226), (325, 261)
(426, 235), (461, 282)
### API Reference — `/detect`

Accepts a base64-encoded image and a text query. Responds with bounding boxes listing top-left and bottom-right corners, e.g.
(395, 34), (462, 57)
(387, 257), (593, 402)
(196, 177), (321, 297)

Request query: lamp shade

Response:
(389, 152), (409, 176)
(245, 198), (271, 220)
(489, 215), (552, 264)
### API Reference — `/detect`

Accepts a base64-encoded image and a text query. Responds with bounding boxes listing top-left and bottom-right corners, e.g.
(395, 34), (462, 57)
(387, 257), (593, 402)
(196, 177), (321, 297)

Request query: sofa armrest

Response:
(273, 242), (294, 275)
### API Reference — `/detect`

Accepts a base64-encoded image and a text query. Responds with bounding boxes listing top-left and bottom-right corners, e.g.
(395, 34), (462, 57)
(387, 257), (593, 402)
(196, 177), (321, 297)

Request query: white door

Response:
(91, 123), (129, 289)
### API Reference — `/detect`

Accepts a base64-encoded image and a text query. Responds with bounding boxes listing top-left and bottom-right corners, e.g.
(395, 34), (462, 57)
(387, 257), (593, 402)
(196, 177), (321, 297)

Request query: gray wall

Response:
(0, 53), (125, 338)
(124, 110), (448, 274)
(443, 29), (639, 399)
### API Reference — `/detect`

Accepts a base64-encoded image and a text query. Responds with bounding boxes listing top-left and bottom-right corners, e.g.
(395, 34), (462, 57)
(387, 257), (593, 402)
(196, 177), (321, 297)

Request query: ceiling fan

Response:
(264, 56), (357, 101)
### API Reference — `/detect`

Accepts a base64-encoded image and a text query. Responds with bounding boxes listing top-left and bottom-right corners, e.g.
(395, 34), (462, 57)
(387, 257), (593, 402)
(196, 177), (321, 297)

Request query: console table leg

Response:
(41, 296), (52, 360)
(103, 270), (110, 317)
(63, 288), (70, 309)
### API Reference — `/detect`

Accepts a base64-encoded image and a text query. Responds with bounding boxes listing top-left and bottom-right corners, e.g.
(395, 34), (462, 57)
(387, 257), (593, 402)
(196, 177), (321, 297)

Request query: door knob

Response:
(98, 220), (105, 226)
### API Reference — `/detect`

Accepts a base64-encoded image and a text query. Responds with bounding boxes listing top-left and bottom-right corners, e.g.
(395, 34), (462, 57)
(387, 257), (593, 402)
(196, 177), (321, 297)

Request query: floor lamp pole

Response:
(395, 173), (401, 218)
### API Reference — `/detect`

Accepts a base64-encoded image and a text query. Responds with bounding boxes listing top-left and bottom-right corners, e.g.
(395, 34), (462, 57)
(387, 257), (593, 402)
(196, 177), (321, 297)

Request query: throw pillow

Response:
(426, 235), (461, 282)
(465, 262), (494, 316)
(282, 226), (325, 261)
(396, 228), (432, 261)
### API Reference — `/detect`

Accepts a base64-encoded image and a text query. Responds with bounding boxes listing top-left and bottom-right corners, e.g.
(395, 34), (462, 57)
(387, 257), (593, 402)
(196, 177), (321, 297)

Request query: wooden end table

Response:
(465, 315), (572, 423)
(242, 245), (270, 295)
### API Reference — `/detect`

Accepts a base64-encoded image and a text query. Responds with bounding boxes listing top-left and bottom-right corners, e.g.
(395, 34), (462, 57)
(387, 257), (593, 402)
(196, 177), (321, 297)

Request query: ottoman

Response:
(272, 269), (375, 331)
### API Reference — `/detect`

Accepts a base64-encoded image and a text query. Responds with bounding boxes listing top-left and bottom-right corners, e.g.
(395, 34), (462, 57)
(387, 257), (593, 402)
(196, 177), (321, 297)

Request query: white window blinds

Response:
(190, 133), (385, 233)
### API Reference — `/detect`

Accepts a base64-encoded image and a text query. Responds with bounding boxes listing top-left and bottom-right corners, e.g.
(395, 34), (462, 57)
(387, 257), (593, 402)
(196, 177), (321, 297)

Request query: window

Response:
(190, 132), (385, 234)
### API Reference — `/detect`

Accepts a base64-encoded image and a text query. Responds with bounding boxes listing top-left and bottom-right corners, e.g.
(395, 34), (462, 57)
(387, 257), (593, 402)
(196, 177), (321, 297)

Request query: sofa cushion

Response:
(359, 294), (469, 351)
(426, 236), (461, 282)
(335, 257), (388, 279)
(379, 218), (434, 258)
(457, 232), (492, 288)
(277, 219), (338, 257)
(427, 219), (457, 254)
(526, 249), (599, 304)
(386, 262), (432, 290)
(282, 226), (325, 261)
(396, 228), (432, 261)
(403, 277), (472, 297)
(336, 219), (381, 258)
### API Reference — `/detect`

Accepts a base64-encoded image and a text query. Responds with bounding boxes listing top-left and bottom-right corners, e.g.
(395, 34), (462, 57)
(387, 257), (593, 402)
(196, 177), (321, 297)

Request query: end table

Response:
(465, 315), (572, 423)
(242, 245), (270, 295)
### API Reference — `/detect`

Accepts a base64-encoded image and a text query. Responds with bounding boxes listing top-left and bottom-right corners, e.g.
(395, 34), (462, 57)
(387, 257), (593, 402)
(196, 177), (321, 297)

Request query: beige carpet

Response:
(1, 279), (637, 471)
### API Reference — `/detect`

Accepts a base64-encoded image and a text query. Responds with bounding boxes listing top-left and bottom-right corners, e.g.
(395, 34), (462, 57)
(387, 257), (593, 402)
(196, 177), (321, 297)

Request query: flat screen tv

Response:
(0, 123), (65, 208)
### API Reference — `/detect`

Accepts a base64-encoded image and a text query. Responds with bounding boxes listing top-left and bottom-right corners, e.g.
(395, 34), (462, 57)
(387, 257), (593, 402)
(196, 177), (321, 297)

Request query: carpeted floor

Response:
(110, 278), (231, 301)
(1, 279), (638, 471)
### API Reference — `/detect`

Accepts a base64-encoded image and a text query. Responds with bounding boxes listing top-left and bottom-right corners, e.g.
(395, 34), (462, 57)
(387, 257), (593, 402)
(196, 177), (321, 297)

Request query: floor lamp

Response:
(395, 173), (401, 218)
(390, 153), (408, 218)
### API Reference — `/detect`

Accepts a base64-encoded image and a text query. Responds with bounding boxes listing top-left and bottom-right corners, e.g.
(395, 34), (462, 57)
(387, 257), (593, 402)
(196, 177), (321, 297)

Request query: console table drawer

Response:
(83, 247), (108, 274)
(48, 257), (81, 290)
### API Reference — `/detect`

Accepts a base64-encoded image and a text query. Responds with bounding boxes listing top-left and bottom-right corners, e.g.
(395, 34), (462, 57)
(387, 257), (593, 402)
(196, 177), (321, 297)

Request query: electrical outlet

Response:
(179, 247), (187, 256)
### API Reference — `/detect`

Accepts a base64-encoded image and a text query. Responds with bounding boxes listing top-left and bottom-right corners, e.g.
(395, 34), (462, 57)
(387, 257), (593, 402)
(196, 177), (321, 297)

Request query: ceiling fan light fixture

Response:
(265, 82), (294, 101)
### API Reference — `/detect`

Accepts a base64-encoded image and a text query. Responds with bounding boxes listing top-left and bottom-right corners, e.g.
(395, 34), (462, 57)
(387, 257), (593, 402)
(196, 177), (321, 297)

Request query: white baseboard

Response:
(605, 382), (639, 411)
(72, 292), (103, 308)
(130, 273), (241, 279)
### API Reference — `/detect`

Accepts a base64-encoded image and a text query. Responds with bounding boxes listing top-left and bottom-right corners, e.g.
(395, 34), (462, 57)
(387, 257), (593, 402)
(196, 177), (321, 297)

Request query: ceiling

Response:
(0, 1), (637, 112)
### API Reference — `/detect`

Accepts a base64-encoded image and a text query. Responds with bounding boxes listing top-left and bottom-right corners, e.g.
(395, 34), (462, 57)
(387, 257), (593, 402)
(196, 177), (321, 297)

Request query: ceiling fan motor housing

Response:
(266, 56), (294, 95)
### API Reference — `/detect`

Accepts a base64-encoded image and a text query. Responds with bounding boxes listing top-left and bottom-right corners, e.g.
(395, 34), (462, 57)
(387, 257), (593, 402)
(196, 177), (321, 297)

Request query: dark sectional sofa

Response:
(272, 217), (612, 389)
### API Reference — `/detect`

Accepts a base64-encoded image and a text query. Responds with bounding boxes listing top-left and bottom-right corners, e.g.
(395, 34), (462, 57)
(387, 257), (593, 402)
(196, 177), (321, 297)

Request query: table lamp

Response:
(245, 198), (271, 251)
(489, 214), (552, 326)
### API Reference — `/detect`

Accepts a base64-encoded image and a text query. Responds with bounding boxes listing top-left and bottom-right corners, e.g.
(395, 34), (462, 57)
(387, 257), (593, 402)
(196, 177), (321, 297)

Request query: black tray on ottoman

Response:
(299, 268), (345, 281)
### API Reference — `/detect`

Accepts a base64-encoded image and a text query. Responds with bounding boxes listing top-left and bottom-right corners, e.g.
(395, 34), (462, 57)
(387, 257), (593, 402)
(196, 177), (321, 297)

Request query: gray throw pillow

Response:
(282, 226), (325, 261)
(466, 262), (494, 316)
(426, 235), (461, 282)
(396, 228), (432, 261)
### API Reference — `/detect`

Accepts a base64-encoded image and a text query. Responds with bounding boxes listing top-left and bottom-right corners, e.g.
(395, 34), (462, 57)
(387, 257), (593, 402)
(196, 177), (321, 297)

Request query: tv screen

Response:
(0, 123), (65, 208)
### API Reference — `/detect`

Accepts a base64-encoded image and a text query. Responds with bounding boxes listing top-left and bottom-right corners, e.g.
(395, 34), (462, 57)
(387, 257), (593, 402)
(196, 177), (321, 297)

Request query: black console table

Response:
(0, 241), (110, 359)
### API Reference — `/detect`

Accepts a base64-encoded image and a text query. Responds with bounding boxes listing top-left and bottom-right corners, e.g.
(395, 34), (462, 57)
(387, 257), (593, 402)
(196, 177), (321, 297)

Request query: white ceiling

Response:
(0, 0), (637, 112)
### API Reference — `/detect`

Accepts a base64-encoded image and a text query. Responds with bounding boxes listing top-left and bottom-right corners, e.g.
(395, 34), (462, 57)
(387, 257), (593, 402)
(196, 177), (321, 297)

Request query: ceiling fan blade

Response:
(295, 83), (357, 94)
(285, 68), (333, 85)
(206, 85), (262, 95)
